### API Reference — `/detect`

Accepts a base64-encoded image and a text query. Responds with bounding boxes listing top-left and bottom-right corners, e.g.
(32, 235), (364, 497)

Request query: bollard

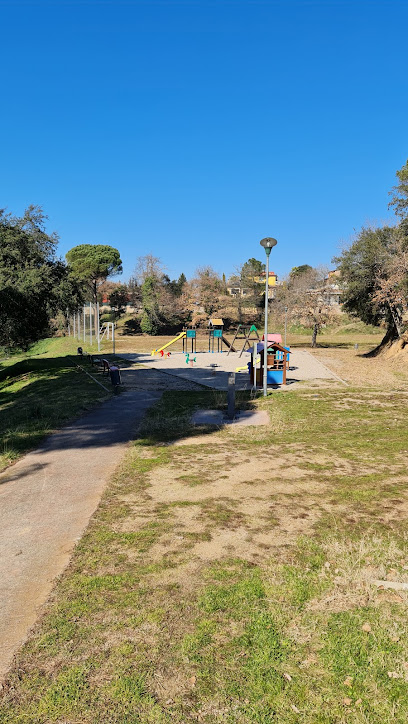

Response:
(109, 366), (121, 386)
(227, 372), (236, 420)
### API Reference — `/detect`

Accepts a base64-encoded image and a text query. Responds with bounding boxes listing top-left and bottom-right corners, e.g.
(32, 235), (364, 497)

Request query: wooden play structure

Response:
(256, 341), (289, 386)
(227, 324), (260, 357)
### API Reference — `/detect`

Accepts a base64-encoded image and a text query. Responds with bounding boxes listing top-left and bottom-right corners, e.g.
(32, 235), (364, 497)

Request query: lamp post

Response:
(260, 237), (278, 397)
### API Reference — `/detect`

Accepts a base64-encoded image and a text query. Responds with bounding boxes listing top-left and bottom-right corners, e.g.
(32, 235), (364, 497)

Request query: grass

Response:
(0, 337), (113, 470)
(3, 347), (408, 721)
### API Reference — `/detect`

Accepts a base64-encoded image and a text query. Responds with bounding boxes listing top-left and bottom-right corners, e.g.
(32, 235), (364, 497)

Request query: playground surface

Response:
(0, 388), (161, 681)
(118, 349), (340, 389)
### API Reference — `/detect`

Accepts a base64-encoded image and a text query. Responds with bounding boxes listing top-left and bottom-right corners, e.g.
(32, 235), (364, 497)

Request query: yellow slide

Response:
(235, 357), (260, 372)
(151, 331), (186, 356)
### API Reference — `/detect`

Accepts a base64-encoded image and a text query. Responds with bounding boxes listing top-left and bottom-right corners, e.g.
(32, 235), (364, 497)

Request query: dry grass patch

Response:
(4, 382), (408, 722)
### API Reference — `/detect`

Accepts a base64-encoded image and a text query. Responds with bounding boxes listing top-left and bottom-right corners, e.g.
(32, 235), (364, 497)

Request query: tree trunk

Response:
(363, 323), (399, 357)
(311, 323), (319, 348)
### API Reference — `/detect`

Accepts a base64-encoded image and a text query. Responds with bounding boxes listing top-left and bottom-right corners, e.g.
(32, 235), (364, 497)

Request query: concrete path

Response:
(0, 389), (161, 680)
(118, 350), (340, 390)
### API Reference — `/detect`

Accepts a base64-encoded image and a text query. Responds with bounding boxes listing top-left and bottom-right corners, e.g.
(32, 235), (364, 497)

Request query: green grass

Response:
(3, 380), (408, 722)
(0, 337), (112, 470)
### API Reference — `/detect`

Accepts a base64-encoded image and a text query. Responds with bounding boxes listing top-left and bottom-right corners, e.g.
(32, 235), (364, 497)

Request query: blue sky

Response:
(1, 0), (407, 282)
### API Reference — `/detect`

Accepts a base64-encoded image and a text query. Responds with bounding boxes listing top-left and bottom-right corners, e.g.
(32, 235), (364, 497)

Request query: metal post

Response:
(263, 251), (270, 397)
(89, 302), (92, 346)
(97, 302), (100, 353)
(252, 343), (257, 389)
(78, 310), (81, 340)
(112, 323), (115, 356)
(83, 306), (86, 344)
(73, 313), (76, 338)
(284, 306), (288, 348)
(227, 372), (236, 420)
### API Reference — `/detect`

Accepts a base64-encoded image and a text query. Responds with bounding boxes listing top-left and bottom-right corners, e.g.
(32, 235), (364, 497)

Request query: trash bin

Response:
(109, 366), (121, 386)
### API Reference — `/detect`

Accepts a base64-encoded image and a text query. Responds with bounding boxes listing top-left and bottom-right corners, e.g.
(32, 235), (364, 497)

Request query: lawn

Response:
(2, 365), (408, 722)
(0, 337), (113, 471)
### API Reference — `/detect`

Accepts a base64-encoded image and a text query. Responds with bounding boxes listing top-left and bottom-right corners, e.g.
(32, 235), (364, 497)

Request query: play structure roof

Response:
(208, 318), (223, 327)
(262, 333), (283, 344)
(248, 341), (288, 354)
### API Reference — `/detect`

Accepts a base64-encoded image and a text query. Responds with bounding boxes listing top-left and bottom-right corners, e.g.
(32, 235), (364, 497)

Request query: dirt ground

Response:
(310, 346), (408, 388)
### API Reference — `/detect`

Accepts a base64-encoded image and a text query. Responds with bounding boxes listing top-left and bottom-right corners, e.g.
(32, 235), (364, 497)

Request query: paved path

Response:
(0, 389), (161, 680)
(118, 350), (340, 390)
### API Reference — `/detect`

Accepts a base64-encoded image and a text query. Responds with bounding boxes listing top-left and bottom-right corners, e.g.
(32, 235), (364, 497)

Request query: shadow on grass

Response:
(138, 389), (258, 446)
(0, 355), (114, 471)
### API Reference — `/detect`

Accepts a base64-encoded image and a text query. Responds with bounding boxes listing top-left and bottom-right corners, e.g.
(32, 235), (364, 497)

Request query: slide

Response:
(151, 331), (186, 356)
(221, 335), (237, 353)
(236, 357), (260, 372)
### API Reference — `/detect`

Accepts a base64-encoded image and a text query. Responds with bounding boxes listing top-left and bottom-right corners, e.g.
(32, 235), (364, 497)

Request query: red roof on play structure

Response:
(262, 333), (282, 344)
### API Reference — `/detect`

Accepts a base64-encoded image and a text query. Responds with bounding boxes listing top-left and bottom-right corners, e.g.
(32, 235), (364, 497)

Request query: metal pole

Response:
(97, 303), (100, 353)
(78, 310), (81, 341)
(263, 251), (270, 397)
(73, 313), (76, 338)
(112, 323), (115, 356)
(284, 306), (288, 348)
(253, 343), (257, 389)
(83, 306), (85, 344)
(89, 302), (92, 346)
(227, 372), (236, 419)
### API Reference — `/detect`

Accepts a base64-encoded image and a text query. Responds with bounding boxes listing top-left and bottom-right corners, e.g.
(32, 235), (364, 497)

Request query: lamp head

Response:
(259, 237), (277, 250)
(260, 237), (277, 257)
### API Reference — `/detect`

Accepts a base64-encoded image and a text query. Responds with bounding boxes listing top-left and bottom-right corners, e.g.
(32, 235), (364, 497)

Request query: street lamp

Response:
(259, 237), (278, 397)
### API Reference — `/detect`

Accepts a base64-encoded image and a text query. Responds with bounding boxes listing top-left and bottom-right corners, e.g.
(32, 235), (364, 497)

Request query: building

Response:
(227, 271), (278, 297)
(254, 271), (278, 287)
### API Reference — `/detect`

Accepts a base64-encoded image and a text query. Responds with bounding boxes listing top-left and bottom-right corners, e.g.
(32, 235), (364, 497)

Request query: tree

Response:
(274, 266), (332, 347)
(290, 264), (313, 279)
(227, 258), (265, 324)
(133, 254), (164, 285)
(241, 258), (265, 277)
(66, 244), (122, 303)
(140, 276), (160, 334)
(389, 159), (408, 219)
(162, 272), (187, 298)
(0, 206), (83, 350)
(192, 266), (224, 316)
(333, 225), (401, 352)
(109, 285), (129, 319)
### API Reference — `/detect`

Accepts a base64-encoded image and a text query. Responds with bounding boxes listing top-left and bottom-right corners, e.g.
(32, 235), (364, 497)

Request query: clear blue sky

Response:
(1, 0), (407, 282)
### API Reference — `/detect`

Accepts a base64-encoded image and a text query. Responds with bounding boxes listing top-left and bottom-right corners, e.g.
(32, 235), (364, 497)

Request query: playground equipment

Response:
(152, 330), (186, 356)
(152, 322), (237, 355)
(249, 342), (289, 386)
(185, 353), (196, 366)
(227, 324), (260, 357)
(208, 319), (237, 353)
(183, 328), (197, 354)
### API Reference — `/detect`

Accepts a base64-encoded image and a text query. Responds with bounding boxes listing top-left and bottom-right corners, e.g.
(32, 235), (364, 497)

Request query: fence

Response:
(67, 303), (115, 353)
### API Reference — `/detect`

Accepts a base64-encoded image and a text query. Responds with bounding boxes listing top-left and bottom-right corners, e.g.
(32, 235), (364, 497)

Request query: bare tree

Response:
(372, 231), (408, 338)
(133, 254), (165, 285)
(274, 266), (334, 347)
(191, 266), (224, 317)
